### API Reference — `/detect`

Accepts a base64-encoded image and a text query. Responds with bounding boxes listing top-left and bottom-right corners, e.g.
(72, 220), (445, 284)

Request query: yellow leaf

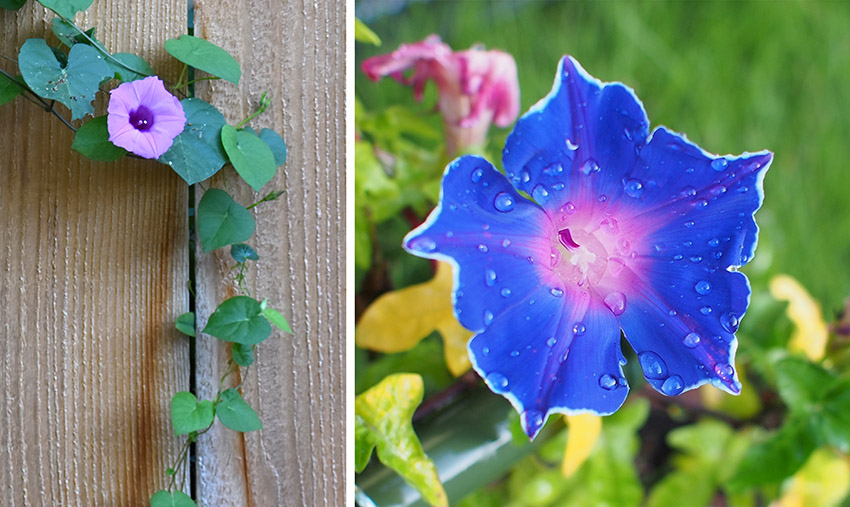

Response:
(356, 262), (473, 376)
(777, 447), (850, 507)
(562, 413), (602, 477)
(355, 374), (448, 507)
(769, 274), (829, 361)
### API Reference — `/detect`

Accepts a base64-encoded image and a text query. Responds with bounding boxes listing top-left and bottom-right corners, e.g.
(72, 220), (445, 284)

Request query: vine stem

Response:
(235, 91), (270, 129)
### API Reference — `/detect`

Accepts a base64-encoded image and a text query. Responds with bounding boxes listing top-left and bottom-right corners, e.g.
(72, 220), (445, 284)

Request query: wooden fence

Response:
(0, 0), (345, 504)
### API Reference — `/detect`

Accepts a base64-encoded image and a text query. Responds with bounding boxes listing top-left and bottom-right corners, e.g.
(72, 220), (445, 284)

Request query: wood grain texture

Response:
(192, 0), (345, 505)
(0, 2), (189, 504)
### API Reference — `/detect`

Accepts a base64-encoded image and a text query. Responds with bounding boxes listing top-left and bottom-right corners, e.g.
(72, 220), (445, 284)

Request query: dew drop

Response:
(486, 372), (509, 392)
(600, 217), (619, 234)
(493, 192), (515, 212)
(484, 310), (494, 326)
(501, 288), (512, 298)
(668, 309), (677, 317)
(550, 287), (564, 297)
(684, 220), (695, 228)
(562, 202), (577, 215)
(708, 237), (720, 247)
(624, 178), (644, 198)
(410, 237), (437, 253)
(573, 323), (586, 336)
(532, 185), (550, 203)
(482, 346), (490, 356)
(695, 280), (712, 295)
(695, 199), (709, 208)
(604, 292), (627, 316)
(521, 170), (530, 183)
(690, 255), (703, 263)
(714, 363), (735, 381)
(478, 244), (489, 253)
(485, 269), (496, 286)
(522, 410), (544, 436)
(581, 158), (600, 175)
(546, 337), (557, 347)
(639, 351), (668, 380)
(510, 350), (520, 358)
(445, 231), (454, 238)
(673, 254), (684, 261)
(711, 158), (729, 171)
(599, 374), (618, 391)
(502, 239), (512, 248)
(543, 162), (564, 175)
(618, 238), (631, 254)
(700, 306), (712, 315)
(683, 332), (701, 348)
(598, 194), (608, 203)
(471, 168), (484, 182)
(661, 374), (684, 395)
(720, 312), (739, 332)
(566, 138), (578, 151)
(680, 186), (697, 198)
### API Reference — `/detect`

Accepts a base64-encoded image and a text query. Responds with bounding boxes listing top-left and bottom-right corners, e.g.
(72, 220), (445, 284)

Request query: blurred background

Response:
(354, 1), (850, 506)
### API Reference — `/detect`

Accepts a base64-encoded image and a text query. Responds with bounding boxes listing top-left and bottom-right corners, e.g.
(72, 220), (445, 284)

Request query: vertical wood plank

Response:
(192, 0), (345, 505)
(0, 2), (188, 504)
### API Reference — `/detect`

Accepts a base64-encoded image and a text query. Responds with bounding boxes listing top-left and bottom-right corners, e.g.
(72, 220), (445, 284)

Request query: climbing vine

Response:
(1, 1), (292, 505)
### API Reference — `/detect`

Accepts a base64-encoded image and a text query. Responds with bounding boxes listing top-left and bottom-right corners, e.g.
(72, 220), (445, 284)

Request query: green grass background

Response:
(356, 0), (850, 313)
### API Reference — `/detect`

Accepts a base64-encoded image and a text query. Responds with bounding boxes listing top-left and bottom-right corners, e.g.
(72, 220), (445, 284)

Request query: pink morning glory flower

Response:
(107, 76), (186, 159)
(362, 35), (520, 155)
(404, 56), (772, 439)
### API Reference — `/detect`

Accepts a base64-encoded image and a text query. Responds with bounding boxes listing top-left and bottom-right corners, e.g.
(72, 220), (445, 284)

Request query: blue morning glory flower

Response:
(403, 56), (772, 439)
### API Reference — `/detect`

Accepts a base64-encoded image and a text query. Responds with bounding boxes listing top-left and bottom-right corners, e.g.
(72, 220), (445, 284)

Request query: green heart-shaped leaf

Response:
(231, 343), (254, 367)
(0, 73), (25, 107)
(262, 306), (292, 334)
(164, 35), (241, 84)
(221, 125), (277, 191)
(216, 388), (262, 432)
(71, 116), (127, 161)
(196, 188), (255, 253)
(203, 296), (271, 345)
(159, 99), (228, 185)
(258, 128), (287, 167)
(175, 312), (196, 337)
(18, 38), (111, 119)
(37, 0), (92, 19)
(170, 391), (214, 435)
(150, 490), (196, 507)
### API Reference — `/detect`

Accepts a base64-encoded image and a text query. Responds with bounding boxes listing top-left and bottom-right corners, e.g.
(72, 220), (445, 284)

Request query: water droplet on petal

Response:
(543, 162), (564, 175)
(581, 159), (600, 175)
(684, 220), (695, 228)
(502, 239), (511, 248)
(550, 287), (564, 297)
(532, 185), (550, 203)
(484, 310), (494, 326)
(695, 199), (709, 208)
(600, 217), (619, 234)
(566, 138), (578, 151)
(680, 186), (697, 198)
(720, 312), (739, 332)
(478, 244), (489, 253)
(546, 337), (557, 347)
(573, 323), (586, 336)
(521, 170), (530, 183)
(501, 288), (512, 298)
(683, 332), (701, 348)
(639, 351), (668, 379)
(714, 363), (735, 381)
(510, 350), (520, 358)
(482, 346), (490, 356)
(471, 168), (484, 182)
(522, 410), (544, 436)
(708, 237), (720, 247)
(604, 292), (627, 316)
(690, 255), (703, 263)
(484, 269), (496, 286)
(624, 178), (644, 198)
(711, 158), (729, 171)
(695, 280), (712, 295)
(562, 202), (576, 215)
(599, 374), (618, 390)
(486, 372), (509, 392)
(493, 192), (515, 212)
(410, 237), (437, 253)
(661, 374), (684, 395)
(700, 306), (712, 315)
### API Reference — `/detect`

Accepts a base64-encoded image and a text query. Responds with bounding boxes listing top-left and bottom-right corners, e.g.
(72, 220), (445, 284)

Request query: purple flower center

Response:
(129, 105), (155, 131)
